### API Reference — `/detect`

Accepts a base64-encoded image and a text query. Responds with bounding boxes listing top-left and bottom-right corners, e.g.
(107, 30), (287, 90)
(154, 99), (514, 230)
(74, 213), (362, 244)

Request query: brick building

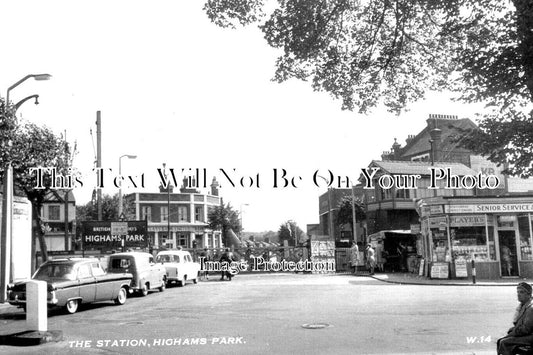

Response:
(125, 177), (223, 251)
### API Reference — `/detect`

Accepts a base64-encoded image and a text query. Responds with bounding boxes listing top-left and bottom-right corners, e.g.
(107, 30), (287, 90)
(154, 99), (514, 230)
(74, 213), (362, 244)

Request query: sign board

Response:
(310, 240), (335, 274)
(449, 215), (490, 227)
(430, 205), (443, 215)
(410, 224), (421, 234)
(111, 222), (128, 235)
(445, 203), (533, 214)
(455, 259), (468, 278)
(81, 220), (148, 249)
(430, 262), (449, 279)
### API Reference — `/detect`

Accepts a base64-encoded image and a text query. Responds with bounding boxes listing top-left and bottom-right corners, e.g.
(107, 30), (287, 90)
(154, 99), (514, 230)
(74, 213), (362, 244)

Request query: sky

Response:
(1, 1), (486, 232)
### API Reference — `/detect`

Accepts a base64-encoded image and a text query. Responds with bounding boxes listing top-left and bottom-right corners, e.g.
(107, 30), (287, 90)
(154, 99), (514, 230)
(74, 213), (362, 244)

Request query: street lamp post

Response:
(162, 163), (171, 247)
(118, 154), (137, 218)
(1, 73), (51, 303)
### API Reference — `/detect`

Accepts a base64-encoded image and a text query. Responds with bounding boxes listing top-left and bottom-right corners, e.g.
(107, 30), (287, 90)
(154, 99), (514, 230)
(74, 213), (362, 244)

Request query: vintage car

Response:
(7, 258), (133, 314)
(155, 249), (201, 286)
(107, 251), (166, 296)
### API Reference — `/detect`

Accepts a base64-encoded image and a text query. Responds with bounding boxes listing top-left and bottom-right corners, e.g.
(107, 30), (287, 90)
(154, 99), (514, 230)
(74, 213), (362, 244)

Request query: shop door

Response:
(499, 230), (519, 277)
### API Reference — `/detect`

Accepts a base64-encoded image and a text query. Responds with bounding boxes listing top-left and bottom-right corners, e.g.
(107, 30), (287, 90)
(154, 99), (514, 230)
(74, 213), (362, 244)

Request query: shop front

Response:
(368, 230), (420, 273)
(417, 196), (533, 279)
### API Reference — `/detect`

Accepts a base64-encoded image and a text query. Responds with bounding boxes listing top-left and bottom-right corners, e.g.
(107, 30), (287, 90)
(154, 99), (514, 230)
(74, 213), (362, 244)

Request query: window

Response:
(77, 264), (92, 279)
(161, 206), (169, 222)
(178, 206), (187, 222)
(48, 205), (61, 221)
(141, 206), (152, 221)
(395, 189), (410, 199)
(91, 262), (105, 276)
(195, 206), (204, 222)
(178, 234), (187, 246)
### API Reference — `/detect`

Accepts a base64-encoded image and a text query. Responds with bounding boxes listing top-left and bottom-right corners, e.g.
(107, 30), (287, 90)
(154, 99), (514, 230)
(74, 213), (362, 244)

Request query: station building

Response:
(124, 177), (223, 251)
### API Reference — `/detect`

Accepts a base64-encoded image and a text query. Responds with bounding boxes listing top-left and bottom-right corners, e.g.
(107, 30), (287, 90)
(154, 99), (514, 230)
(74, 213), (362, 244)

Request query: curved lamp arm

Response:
(14, 94), (39, 111)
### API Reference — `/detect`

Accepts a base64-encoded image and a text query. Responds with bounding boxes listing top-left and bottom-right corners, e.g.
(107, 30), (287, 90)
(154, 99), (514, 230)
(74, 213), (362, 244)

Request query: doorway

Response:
(499, 230), (519, 277)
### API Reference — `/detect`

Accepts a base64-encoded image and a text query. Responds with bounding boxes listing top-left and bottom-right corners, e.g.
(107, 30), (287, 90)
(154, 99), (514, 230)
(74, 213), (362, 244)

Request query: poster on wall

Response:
(455, 259), (468, 278)
(430, 262), (449, 279)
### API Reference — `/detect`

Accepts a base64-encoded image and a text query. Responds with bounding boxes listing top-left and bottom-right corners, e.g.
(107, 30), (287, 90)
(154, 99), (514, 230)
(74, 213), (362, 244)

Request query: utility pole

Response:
(96, 111), (102, 220)
(351, 185), (358, 243)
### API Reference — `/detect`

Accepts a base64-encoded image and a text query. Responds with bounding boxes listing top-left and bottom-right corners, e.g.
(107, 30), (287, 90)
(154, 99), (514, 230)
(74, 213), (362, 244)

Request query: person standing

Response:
(349, 241), (359, 274)
(375, 240), (385, 272)
(497, 282), (533, 355)
(365, 243), (376, 275)
(219, 248), (235, 281)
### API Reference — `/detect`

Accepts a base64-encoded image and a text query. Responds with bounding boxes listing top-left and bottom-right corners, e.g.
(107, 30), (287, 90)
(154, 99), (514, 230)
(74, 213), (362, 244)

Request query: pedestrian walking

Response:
(365, 243), (376, 275)
(375, 240), (385, 272)
(349, 241), (359, 274)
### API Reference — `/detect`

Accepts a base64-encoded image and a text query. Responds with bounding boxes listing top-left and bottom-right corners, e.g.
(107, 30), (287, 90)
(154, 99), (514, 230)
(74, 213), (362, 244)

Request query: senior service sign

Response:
(81, 221), (149, 250)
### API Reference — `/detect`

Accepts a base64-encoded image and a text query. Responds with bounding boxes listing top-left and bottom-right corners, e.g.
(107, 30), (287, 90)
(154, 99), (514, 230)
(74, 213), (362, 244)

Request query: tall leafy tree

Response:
(336, 195), (366, 236)
(278, 220), (304, 246)
(207, 203), (241, 246)
(204, 0), (533, 175)
(1, 98), (74, 262)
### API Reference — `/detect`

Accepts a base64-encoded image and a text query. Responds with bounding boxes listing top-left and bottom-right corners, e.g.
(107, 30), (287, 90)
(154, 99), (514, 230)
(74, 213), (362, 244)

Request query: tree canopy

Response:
(204, 0), (533, 175)
(278, 220), (305, 246)
(1, 98), (74, 261)
(335, 195), (366, 232)
(207, 203), (242, 246)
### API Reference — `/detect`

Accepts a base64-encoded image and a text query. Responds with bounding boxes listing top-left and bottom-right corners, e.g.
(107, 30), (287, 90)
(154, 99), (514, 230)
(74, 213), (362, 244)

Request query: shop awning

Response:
(368, 230), (413, 240)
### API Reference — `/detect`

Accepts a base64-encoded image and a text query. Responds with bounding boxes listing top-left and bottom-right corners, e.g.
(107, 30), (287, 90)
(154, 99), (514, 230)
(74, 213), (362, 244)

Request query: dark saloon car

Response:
(7, 258), (133, 314)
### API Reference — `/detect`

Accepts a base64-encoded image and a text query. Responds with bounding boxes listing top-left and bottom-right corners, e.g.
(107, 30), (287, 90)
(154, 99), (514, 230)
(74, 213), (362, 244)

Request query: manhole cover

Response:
(119, 321), (144, 326)
(301, 323), (331, 329)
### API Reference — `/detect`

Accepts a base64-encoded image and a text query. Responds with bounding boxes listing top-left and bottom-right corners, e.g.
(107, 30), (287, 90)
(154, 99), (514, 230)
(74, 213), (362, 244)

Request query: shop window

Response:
(518, 215), (533, 260)
(430, 229), (449, 262)
(451, 227), (493, 261)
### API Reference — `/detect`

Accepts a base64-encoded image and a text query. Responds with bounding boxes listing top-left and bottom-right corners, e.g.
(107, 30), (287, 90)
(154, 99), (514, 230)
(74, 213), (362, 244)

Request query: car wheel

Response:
(140, 283), (149, 297)
(114, 287), (127, 305)
(65, 299), (79, 314)
(178, 276), (186, 287)
(158, 279), (166, 292)
(193, 272), (199, 284)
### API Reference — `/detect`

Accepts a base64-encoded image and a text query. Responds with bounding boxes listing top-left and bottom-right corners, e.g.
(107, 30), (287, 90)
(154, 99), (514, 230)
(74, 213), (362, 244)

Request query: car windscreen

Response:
(156, 254), (178, 263)
(109, 258), (132, 270)
(34, 264), (76, 281)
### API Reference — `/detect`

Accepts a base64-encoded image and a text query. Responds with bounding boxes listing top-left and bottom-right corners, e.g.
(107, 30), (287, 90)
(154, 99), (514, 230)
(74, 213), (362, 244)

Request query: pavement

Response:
(358, 270), (528, 286)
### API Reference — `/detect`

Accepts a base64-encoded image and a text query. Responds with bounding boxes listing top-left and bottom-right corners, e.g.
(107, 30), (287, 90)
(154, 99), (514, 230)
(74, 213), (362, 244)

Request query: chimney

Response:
(405, 134), (415, 145)
(210, 177), (219, 196)
(392, 138), (401, 159)
(159, 183), (173, 193)
(429, 127), (442, 163)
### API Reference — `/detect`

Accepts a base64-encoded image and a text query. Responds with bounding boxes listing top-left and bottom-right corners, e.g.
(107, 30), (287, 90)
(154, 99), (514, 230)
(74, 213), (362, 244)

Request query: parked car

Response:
(107, 251), (166, 296)
(7, 258), (132, 314)
(155, 249), (200, 286)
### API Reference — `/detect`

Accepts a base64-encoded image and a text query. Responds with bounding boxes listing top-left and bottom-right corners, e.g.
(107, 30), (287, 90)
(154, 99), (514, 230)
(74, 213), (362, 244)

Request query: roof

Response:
(369, 160), (476, 176)
(400, 118), (477, 158)
(43, 190), (76, 203)
(368, 230), (414, 239)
